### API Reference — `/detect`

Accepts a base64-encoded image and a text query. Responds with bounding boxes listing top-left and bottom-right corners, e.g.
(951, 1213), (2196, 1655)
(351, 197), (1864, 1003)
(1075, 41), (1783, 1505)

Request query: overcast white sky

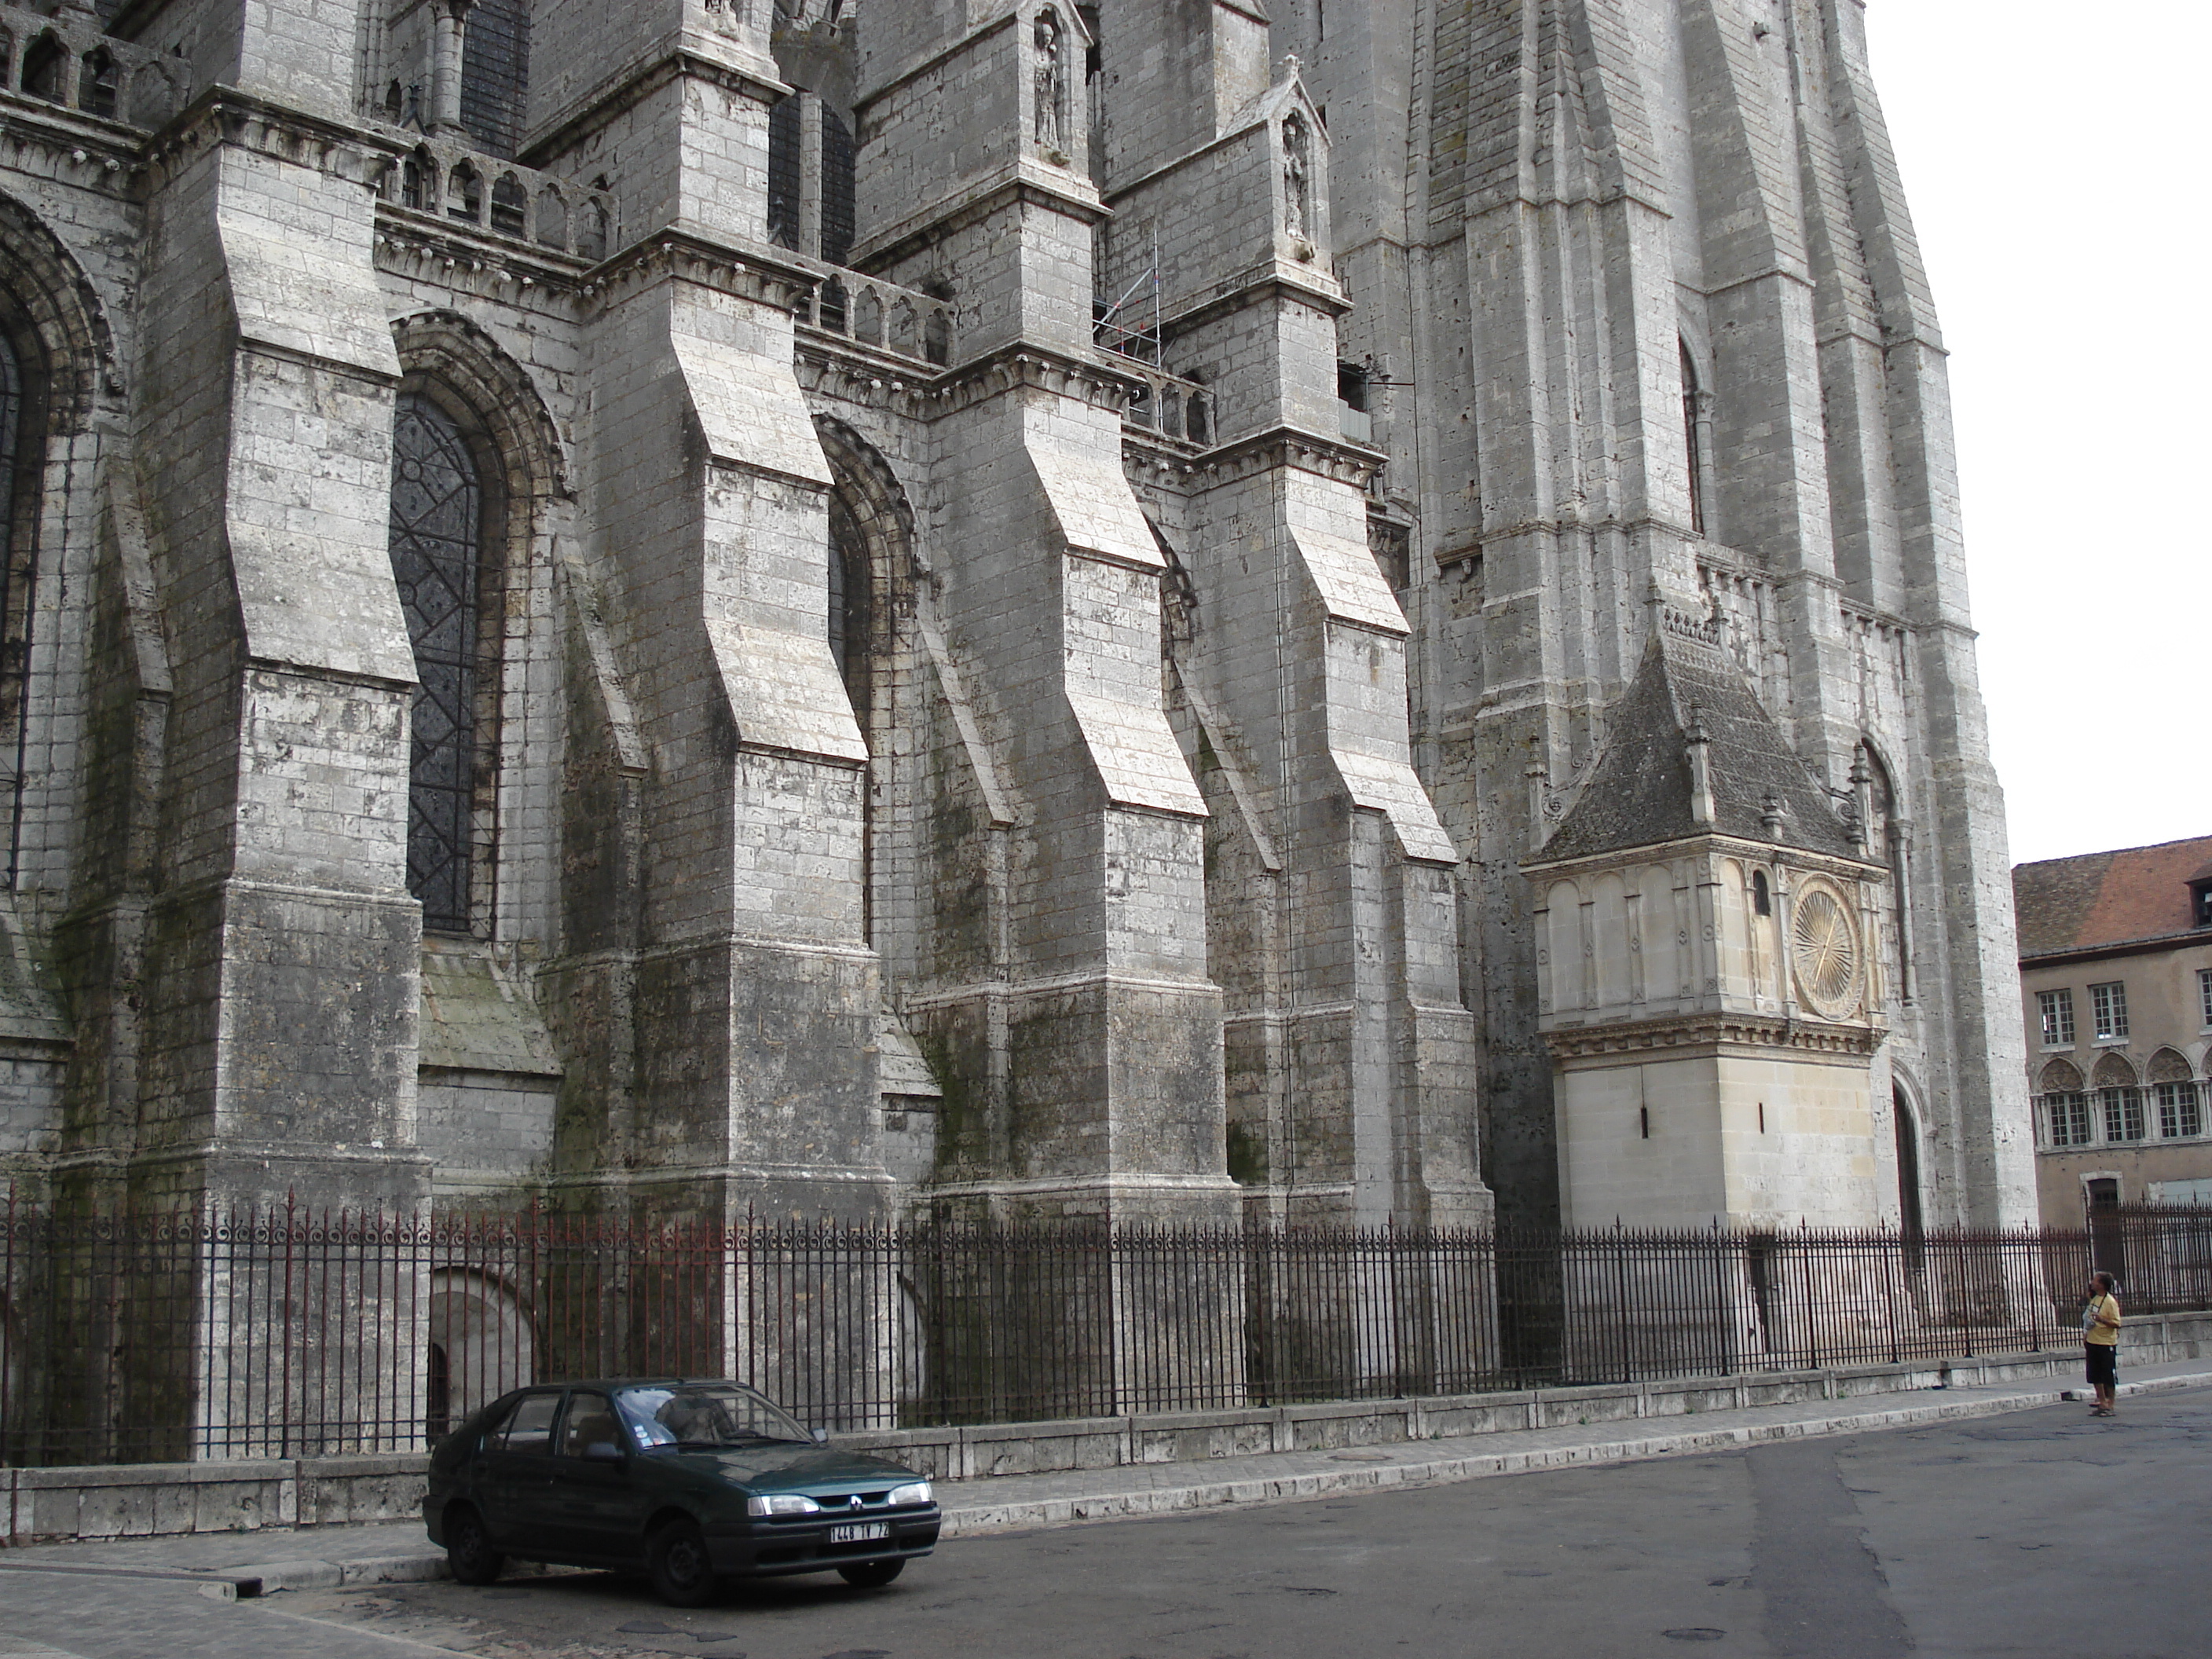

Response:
(1861, 1), (2209, 868)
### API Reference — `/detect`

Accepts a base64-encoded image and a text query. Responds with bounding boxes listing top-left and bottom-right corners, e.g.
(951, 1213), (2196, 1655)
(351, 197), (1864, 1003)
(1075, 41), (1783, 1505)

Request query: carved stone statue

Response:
(1034, 13), (1064, 152)
(1283, 116), (1310, 242)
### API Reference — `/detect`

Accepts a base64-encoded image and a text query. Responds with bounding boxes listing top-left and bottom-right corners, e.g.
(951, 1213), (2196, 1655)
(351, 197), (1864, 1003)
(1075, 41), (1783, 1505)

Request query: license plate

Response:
(830, 1522), (890, 1544)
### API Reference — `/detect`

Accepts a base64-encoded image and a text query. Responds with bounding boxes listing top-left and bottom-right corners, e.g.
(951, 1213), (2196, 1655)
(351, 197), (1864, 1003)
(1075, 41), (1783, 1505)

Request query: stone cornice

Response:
(374, 207), (590, 304)
(145, 86), (405, 194)
(1193, 424), (1385, 494)
(578, 226), (821, 317)
(910, 343), (1135, 423)
(1523, 830), (1885, 885)
(1544, 1010), (1884, 1062)
(0, 93), (145, 197)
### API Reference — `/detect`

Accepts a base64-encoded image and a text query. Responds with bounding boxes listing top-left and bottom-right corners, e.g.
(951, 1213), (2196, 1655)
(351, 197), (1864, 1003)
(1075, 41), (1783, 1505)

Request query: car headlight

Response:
(745, 1493), (823, 1517)
(888, 1481), (933, 1507)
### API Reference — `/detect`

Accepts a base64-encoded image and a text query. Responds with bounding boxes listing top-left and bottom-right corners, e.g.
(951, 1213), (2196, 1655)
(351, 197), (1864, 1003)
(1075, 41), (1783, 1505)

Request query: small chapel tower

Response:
(1524, 607), (1890, 1230)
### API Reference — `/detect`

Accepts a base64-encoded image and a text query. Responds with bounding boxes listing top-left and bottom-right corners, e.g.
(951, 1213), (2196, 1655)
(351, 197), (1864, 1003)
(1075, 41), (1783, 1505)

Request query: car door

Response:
(542, 1390), (646, 1559)
(473, 1388), (562, 1550)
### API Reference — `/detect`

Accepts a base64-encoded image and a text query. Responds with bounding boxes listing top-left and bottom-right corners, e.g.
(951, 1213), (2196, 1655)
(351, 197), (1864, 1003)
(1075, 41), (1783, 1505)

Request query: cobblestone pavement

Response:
(4, 1389), (2207, 1659)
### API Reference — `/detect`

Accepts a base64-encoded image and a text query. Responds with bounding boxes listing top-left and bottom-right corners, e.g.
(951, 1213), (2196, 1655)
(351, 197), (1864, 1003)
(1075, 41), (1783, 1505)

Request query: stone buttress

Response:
(1093, 0), (1489, 1228)
(852, 2), (1236, 1223)
(526, 0), (893, 1223)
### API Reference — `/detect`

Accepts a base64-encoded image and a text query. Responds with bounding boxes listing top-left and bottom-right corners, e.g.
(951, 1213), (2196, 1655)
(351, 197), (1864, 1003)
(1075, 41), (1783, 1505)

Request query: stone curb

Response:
(931, 1368), (2212, 1536)
(4, 1369), (2203, 1594)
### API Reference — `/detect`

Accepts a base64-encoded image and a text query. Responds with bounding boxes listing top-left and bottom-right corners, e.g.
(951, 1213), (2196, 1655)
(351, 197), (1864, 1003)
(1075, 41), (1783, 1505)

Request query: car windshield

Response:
(613, 1384), (813, 1450)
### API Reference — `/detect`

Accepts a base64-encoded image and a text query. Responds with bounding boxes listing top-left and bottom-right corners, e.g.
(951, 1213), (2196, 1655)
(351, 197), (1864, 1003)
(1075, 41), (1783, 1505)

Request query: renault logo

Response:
(848, 1495), (863, 1511)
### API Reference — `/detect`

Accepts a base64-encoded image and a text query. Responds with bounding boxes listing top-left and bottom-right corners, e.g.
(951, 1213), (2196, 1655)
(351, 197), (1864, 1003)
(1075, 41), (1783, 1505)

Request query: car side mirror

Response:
(584, 1441), (624, 1462)
(811, 1426), (830, 1445)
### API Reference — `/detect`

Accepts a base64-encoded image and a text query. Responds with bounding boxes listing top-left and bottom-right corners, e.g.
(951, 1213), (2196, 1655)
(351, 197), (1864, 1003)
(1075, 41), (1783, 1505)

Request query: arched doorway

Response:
(1894, 1083), (1925, 1247)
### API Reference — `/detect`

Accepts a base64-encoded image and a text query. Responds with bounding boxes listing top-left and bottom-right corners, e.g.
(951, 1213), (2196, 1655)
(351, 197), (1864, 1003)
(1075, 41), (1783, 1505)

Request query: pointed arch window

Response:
(1680, 339), (1710, 537)
(389, 392), (485, 932)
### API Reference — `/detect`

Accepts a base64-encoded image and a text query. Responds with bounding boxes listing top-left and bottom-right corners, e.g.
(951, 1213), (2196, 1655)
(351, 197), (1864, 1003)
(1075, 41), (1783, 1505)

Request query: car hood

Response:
(666, 1443), (924, 1494)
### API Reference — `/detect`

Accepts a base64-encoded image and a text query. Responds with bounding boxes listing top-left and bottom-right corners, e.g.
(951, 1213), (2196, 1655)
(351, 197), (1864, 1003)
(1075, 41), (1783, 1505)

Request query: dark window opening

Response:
(820, 106), (856, 268)
(1680, 339), (1706, 536)
(2086, 1177), (2119, 1212)
(458, 0), (532, 159)
(1894, 1088), (1924, 1240)
(79, 49), (118, 119)
(489, 173), (527, 236)
(1338, 361), (1369, 412)
(2191, 880), (2212, 928)
(827, 489), (872, 729)
(388, 394), (485, 933)
(1639, 1105), (1650, 1140)
(767, 94), (802, 251)
(21, 33), (67, 104)
(1752, 870), (1771, 916)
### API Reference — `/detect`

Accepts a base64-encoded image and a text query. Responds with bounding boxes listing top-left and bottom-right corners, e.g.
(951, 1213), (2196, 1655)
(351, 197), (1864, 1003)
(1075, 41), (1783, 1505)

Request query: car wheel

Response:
(445, 1504), (505, 1586)
(837, 1559), (905, 1589)
(647, 1518), (720, 1607)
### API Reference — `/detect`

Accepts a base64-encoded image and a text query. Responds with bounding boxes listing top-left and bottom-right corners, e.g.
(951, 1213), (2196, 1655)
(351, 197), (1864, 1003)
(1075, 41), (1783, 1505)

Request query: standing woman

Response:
(2083, 1271), (2122, 1416)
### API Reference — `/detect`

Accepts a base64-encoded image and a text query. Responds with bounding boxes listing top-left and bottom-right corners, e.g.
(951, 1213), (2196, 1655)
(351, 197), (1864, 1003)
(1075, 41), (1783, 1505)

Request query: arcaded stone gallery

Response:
(0, 0), (2034, 1240)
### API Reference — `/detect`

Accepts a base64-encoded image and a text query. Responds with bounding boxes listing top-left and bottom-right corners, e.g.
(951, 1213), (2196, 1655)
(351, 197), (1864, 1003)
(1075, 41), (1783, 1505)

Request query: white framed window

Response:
(2045, 1092), (2093, 1148)
(2200, 968), (2211, 1029)
(2089, 981), (2129, 1041)
(2037, 988), (2075, 1047)
(2155, 1080), (2203, 1139)
(2100, 1086), (2145, 1142)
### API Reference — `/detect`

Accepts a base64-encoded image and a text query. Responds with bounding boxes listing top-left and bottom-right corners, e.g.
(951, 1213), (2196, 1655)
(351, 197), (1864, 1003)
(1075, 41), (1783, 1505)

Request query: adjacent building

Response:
(2016, 837), (2212, 1223)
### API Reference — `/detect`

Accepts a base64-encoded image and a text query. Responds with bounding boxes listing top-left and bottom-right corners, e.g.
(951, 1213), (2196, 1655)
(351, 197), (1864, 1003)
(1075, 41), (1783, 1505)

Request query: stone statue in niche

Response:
(1283, 115), (1312, 244)
(1034, 13), (1064, 152)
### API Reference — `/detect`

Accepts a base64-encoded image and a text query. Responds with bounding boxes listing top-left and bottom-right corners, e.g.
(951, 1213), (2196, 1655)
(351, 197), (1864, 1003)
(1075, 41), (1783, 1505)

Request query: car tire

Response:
(837, 1559), (905, 1589)
(445, 1504), (505, 1586)
(647, 1519), (721, 1607)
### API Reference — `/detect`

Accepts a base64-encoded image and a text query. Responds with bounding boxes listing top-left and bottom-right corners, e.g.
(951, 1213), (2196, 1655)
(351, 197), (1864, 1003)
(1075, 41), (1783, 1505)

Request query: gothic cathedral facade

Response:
(0, 0), (2033, 1234)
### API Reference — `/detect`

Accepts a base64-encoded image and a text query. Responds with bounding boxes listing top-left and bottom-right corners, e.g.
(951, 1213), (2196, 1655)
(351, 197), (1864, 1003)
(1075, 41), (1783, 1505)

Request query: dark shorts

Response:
(2085, 1342), (2118, 1386)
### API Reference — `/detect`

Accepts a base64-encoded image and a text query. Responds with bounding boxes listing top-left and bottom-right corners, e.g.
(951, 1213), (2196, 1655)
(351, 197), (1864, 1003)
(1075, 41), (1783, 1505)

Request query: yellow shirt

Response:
(2085, 1292), (2121, 1345)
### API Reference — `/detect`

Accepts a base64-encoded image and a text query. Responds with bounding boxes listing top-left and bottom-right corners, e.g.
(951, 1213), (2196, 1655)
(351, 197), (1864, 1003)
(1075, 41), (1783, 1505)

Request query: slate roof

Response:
(1531, 612), (1859, 866)
(2012, 835), (2212, 959)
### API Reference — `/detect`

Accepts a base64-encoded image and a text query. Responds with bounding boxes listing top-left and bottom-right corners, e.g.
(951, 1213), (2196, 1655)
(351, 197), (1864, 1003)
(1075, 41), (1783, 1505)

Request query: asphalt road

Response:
(2, 1390), (2205, 1659)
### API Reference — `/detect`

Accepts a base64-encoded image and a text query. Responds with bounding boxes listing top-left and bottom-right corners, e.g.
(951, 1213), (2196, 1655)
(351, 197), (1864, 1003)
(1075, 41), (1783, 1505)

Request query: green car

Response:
(423, 1379), (941, 1606)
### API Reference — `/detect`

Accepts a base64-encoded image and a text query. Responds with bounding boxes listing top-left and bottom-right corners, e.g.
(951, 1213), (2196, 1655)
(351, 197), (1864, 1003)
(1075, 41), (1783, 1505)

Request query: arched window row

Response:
(1, 24), (185, 128)
(2038, 1075), (2207, 1150)
(384, 145), (612, 262)
(794, 274), (958, 371)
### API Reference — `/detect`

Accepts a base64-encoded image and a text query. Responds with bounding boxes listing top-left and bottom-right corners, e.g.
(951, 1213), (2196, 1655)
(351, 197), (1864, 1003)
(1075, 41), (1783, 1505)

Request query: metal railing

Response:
(2, 1196), (2208, 1467)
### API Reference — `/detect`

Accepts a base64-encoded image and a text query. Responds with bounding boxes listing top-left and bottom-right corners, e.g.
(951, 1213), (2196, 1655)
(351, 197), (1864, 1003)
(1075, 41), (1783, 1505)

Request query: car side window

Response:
(496, 1391), (561, 1456)
(558, 1391), (622, 1459)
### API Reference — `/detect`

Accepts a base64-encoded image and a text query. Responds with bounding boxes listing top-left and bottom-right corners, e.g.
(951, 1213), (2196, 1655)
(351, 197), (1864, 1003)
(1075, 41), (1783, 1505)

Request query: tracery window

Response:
(388, 393), (485, 932)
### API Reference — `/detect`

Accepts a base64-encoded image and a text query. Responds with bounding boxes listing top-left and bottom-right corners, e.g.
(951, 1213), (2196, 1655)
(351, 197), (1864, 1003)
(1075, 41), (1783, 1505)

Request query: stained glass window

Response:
(388, 394), (482, 932)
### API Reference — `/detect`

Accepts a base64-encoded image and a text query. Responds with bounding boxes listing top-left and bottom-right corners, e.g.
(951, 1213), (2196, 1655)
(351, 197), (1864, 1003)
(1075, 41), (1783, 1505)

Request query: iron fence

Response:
(3, 1194), (2209, 1467)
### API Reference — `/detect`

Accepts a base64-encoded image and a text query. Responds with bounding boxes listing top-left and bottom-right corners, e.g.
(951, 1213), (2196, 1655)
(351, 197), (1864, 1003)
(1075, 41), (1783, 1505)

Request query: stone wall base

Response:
(7, 1312), (2206, 1545)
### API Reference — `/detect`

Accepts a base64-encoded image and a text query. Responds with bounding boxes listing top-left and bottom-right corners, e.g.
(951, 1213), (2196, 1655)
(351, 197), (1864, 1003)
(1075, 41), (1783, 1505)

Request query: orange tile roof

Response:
(2012, 834), (2212, 958)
